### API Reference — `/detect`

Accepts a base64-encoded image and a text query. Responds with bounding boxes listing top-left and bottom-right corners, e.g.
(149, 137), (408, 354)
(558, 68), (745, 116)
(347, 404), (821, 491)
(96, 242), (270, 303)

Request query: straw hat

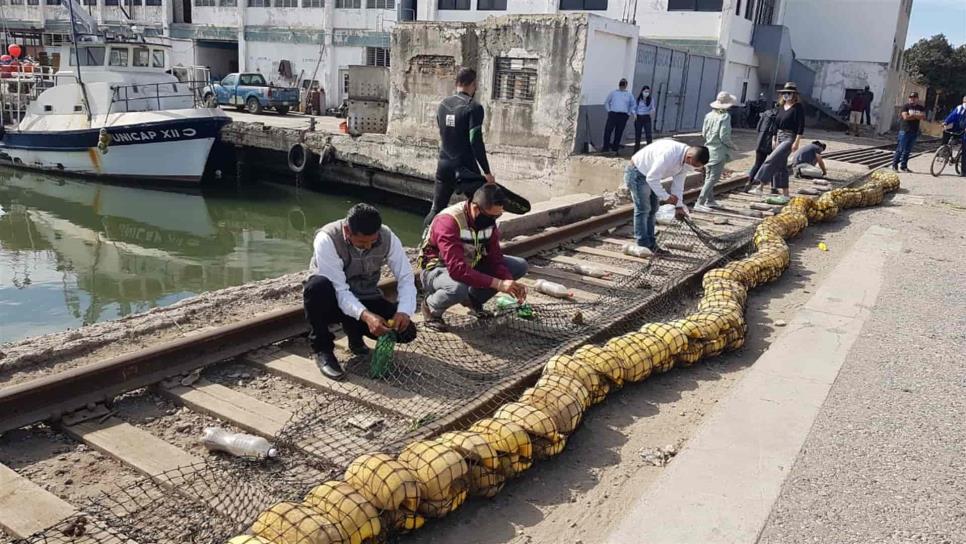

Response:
(780, 82), (799, 94)
(710, 91), (738, 109)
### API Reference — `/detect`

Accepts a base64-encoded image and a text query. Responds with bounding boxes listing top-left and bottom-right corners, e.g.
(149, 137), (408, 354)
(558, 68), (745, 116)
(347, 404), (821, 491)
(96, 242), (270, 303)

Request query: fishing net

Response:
(11, 172), (900, 544)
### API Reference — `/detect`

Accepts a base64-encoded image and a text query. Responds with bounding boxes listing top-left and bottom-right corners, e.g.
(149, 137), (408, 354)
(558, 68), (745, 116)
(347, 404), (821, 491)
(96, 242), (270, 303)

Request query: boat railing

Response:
(0, 66), (57, 125)
(109, 79), (212, 112)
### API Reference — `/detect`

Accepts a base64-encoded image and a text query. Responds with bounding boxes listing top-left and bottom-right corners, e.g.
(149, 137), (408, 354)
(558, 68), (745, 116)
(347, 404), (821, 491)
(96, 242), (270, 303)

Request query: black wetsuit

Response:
(424, 91), (491, 228)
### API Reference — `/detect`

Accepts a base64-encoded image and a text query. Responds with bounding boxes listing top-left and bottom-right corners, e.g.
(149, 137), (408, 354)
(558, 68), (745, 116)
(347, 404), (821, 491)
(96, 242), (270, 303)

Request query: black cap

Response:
(909, 91), (919, 97)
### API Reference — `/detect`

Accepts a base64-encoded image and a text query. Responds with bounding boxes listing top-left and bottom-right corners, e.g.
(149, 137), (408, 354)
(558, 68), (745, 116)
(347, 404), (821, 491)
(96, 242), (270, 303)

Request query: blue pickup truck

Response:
(203, 73), (299, 115)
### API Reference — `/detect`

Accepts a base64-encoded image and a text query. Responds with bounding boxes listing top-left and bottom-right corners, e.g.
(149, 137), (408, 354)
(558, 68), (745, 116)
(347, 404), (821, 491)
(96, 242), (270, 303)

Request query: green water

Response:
(0, 168), (425, 344)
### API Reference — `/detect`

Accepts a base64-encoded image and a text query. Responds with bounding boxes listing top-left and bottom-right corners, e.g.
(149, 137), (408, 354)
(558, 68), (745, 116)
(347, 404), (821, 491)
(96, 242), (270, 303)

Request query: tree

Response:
(903, 34), (966, 112)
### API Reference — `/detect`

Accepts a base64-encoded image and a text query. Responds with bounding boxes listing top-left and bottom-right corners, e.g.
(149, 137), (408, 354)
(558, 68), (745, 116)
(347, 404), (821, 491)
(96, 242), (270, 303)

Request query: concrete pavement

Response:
(608, 225), (901, 544)
(607, 152), (966, 544)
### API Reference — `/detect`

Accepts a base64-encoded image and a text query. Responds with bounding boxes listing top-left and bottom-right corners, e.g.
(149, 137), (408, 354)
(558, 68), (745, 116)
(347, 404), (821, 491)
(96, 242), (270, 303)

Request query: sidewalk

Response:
(610, 152), (966, 544)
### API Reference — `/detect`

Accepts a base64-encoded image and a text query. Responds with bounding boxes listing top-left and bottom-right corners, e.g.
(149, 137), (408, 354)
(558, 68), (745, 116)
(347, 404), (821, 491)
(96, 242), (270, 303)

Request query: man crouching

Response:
(303, 203), (417, 380)
(418, 184), (528, 331)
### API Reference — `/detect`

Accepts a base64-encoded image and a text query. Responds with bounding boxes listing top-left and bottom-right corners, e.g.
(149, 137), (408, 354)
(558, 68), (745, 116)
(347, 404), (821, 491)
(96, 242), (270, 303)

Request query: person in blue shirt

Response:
(942, 95), (966, 177)
(634, 85), (655, 151)
(941, 95), (966, 146)
(603, 78), (635, 155)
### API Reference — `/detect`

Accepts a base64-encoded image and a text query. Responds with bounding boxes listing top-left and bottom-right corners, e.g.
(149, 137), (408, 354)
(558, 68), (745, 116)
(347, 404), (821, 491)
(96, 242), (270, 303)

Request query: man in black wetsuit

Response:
(424, 67), (494, 229)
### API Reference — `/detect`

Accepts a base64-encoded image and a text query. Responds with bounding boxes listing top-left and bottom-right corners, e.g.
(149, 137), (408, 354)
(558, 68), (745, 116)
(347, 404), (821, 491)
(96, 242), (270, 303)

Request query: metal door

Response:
(680, 56), (706, 131)
(662, 50), (687, 132)
(652, 47), (671, 133)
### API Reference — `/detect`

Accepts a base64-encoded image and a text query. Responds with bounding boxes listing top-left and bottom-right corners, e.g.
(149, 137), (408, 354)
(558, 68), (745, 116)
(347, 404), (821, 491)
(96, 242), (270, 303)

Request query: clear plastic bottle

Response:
(623, 244), (653, 258)
(574, 263), (608, 278)
(202, 427), (278, 459)
(533, 279), (573, 299)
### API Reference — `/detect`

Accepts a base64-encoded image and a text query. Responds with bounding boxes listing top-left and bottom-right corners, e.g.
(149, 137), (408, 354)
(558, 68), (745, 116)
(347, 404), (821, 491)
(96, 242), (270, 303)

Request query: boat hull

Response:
(0, 115), (230, 184)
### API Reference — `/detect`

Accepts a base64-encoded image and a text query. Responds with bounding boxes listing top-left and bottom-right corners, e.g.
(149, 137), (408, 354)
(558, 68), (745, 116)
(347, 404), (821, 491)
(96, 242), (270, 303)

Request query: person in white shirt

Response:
(304, 203), (417, 380)
(624, 140), (710, 254)
(603, 78), (636, 154)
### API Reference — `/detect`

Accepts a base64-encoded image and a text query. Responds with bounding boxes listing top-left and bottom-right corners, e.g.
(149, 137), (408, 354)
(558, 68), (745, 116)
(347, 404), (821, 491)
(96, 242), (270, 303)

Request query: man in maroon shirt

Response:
(418, 184), (528, 331)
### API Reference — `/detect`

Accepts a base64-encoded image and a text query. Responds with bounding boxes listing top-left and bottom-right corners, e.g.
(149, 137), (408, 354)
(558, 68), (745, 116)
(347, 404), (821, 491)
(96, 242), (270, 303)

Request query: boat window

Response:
(239, 73), (267, 86)
(109, 47), (129, 67)
(133, 47), (150, 68)
(68, 47), (106, 66)
(44, 105), (53, 112)
(152, 49), (165, 68)
(221, 74), (237, 86)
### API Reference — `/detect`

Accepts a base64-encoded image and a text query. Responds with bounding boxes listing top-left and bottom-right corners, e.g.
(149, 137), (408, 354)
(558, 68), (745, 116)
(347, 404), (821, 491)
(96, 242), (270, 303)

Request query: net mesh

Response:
(11, 172), (900, 544)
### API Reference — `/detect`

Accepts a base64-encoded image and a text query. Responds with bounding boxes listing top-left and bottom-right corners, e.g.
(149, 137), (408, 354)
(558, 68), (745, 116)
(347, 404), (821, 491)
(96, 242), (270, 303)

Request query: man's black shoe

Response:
(314, 351), (346, 381)
(900, 166), (912, 173)
(347, 338), (370, 356)
(650, 245), (672, 257)
(891, 165), (899, 172)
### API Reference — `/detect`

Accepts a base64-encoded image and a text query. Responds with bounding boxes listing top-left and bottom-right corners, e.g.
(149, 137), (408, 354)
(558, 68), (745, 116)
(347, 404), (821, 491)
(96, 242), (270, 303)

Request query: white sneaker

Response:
(693, 204), (713, 213)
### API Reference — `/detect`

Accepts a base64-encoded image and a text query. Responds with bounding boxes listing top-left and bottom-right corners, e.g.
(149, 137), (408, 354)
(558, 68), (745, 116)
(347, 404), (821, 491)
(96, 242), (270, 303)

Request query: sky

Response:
(906, 0), (966, 47)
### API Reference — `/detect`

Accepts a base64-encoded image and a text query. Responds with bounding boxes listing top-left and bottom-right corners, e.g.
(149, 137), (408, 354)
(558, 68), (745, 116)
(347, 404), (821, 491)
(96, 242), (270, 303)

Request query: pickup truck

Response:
(203, 73), (299, 115)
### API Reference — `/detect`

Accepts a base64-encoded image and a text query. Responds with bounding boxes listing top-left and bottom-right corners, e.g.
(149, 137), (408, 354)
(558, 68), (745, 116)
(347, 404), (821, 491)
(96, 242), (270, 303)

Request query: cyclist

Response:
(942, 96), (966, 177)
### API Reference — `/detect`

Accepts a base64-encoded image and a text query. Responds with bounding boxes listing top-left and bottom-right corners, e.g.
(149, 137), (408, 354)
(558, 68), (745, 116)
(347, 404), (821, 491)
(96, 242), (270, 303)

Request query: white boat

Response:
(0, 35), (231, 185)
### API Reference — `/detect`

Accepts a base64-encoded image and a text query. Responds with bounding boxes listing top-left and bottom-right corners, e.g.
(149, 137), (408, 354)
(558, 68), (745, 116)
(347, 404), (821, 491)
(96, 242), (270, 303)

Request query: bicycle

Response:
(930, 130), (963, 177)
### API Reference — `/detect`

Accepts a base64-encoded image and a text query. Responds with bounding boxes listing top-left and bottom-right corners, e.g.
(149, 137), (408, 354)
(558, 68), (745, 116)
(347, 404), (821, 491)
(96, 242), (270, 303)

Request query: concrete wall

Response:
(780, 0), (902, 64)
(388, 14), (631, 157)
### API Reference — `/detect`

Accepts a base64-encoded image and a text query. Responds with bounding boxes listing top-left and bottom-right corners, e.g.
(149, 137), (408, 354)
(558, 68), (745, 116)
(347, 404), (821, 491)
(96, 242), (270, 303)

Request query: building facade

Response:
(0, 0), (911, 131)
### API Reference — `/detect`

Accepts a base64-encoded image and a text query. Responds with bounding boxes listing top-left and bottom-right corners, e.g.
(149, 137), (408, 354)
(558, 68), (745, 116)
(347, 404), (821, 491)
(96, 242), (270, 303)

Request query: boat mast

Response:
(66, 0), (93, 124)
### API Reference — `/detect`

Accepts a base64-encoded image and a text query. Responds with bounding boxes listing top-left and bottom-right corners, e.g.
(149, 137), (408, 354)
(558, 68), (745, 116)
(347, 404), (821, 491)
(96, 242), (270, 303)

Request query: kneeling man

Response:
(418, 184), (528, 331)
(303, 204), (417, 380)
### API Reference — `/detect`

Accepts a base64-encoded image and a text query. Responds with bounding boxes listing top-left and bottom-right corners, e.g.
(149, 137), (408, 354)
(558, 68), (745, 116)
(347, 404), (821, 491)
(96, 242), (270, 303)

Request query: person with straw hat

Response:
(748, 82), (806, 197)
(695, 91), (739, 212)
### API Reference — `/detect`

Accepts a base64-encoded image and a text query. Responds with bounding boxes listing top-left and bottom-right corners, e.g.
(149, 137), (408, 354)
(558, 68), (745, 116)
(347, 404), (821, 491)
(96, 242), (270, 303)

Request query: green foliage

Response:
(903, 34), (966, 108)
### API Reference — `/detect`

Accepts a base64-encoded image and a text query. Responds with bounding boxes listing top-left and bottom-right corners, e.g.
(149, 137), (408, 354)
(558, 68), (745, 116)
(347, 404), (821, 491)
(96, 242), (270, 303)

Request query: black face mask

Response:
(473, 214), (496, 231)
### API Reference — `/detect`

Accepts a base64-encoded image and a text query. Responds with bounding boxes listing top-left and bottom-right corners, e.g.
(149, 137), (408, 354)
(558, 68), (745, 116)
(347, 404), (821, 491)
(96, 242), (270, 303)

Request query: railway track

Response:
(823, 137), (939, 169)
(0, 172), (853, 544)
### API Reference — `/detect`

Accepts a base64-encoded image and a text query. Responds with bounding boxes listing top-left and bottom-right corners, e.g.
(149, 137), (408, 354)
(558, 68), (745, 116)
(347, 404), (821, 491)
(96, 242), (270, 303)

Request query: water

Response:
(0, 168), (425, 344)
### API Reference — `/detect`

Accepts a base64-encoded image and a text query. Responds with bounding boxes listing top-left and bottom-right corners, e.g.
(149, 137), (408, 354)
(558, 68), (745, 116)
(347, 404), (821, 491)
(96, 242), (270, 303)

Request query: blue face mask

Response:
(643, 91), (650, 97)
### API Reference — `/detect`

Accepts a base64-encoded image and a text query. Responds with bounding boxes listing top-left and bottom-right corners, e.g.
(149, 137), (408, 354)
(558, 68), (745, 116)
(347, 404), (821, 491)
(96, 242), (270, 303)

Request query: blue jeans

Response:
(624, 164), (659, 249)
(893, 130), (919, 169)
(422, 255), (529, 315)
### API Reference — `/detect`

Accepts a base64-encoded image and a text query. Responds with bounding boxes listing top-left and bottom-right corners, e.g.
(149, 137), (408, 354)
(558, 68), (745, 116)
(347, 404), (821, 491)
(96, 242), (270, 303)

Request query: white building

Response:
(0, 0), (911, 129)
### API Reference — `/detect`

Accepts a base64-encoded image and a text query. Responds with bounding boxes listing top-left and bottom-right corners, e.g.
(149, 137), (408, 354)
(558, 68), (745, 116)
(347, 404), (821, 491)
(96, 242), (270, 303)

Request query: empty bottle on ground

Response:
(202, 427), (278, 459)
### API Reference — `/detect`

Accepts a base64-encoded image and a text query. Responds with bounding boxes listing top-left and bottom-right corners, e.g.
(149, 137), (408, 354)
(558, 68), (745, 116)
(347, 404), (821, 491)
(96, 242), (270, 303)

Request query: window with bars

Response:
(105, 0), (119, 5)
(145, 0), (161, 5)
(753, 0), (775, 24)
(667, 0), (722, 11)
(438, 0), (469, 9)
(220, 0), (236, 5)
(336, 0), (360, 6)
(366, 47), (390, 67)
(195, 0), (215, 6)
(27, 0), (39, 5)
(366, 0), (393, 8)
(45, 0), (62, 4)
(493, 57), (538, 102)
(478, 0), (506, 9)
(276, 0), (298, 7)
(126, 0), (143, 5)
(302, 0), (323, 6)
(10, 0), (25, 5)
(559, 0), (607, 9)
(248, 0), (268, 6)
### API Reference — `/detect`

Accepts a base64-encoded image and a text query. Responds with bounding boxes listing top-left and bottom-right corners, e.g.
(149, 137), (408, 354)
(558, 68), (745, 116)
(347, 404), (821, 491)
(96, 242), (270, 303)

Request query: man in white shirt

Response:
(624, 139), (710, 254)
(304, 204), (417, 380)
(603, 78), (636, 154)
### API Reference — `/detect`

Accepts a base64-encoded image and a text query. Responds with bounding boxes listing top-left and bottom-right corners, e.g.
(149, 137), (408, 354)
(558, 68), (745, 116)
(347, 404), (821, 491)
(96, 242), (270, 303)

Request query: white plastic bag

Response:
(655, 204), (677, 225)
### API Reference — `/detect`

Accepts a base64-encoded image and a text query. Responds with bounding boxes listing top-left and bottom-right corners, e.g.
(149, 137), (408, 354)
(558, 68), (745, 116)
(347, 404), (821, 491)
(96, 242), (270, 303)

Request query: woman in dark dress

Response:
(750, 82), (806, 197)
